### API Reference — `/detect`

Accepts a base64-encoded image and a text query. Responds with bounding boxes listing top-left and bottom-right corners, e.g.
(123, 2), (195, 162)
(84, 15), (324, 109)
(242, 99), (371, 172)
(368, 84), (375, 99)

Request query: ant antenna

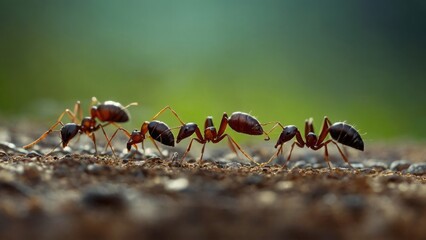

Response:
(124, 102), (138, 109)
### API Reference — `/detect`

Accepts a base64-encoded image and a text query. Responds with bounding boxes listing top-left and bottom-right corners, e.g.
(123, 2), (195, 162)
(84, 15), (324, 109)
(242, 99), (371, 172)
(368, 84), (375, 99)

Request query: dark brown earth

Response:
(1, 123), (426, 240)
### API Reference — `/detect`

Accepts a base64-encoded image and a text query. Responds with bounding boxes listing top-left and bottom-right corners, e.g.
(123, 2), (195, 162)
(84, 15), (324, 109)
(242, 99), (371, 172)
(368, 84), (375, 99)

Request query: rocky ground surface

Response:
(0, 123), (426, 240)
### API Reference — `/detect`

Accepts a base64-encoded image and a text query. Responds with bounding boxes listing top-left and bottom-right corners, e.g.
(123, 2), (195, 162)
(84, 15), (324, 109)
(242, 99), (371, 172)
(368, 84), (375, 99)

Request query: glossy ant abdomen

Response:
(329, 123), (364, 151)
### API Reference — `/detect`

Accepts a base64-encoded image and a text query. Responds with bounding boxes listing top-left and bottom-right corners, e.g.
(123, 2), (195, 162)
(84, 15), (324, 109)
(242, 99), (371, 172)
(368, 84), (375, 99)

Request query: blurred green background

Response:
(1, 0), (425, 142)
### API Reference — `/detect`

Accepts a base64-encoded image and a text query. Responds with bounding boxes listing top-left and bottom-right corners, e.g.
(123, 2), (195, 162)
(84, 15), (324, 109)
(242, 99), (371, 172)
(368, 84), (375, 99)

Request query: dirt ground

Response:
(0, 123), (426, 240)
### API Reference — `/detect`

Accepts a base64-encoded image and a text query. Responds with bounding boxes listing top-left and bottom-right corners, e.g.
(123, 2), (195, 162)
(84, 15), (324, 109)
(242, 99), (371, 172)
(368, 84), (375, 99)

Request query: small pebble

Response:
(406, 163), (426, 175)
(164, 178), (189, 191)
(0, 142), (16, 151)
(350, 162), (365, 169)
(363, 159), (388, 171)
(390, 160), (411, 171)
(290, 160), (308, 169)
(26, 151), (43, 158)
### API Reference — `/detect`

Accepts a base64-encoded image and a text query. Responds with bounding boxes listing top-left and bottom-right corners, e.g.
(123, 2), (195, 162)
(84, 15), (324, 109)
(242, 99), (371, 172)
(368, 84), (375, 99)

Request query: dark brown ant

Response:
(176, 112), (271, 165)
(264, 117), (364, 169)
(107, 106), (184, 157)
(23, 97), (137, 154)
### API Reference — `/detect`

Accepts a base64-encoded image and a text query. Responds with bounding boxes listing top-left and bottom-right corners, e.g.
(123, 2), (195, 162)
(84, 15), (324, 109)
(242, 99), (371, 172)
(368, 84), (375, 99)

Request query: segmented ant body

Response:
(265, 117), (364, 169)
(108, 106), (184, 157)
(23, 97), (136, 154)
(176, 112), (270, 165)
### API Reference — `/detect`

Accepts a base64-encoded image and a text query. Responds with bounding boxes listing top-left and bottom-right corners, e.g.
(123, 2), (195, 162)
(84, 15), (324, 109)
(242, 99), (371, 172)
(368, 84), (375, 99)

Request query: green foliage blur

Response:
(1, 0), (425, 141)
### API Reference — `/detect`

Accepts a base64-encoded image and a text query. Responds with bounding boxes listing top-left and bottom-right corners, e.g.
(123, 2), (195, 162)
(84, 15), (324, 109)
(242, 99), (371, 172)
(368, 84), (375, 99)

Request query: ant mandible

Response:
(176, 112), (271, 165)
(107, 106), (185, 157)
(23, 97), (137, 154)
(264, 117), (364, 169)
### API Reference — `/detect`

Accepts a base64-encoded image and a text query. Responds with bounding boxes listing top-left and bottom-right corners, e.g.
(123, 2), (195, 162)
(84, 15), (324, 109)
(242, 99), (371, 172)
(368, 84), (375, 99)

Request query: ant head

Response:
(177, 123), (198, 143)
(81, 117), (96, 130)
(127, 130), (143, 151)
(60, 123), (80, 148)
(275, 125), (298, 147)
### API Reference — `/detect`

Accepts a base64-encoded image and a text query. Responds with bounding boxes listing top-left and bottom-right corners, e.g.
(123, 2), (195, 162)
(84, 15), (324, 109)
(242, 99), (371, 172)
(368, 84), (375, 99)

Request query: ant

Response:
(264, 117), (364, 169)
(176, 112), (271, 165)
(107, 106), (185, 157)
(23, 97), (137, 155)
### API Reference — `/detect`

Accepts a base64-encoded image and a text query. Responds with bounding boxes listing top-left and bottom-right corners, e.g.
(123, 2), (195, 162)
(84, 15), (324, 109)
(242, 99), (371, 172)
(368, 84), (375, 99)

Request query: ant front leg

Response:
(262, 121), (284, 141)
(285, 141), (304, 167)
(180, 138), (204, 163)
(262, 144), (284, 167)
(264, 122), (285, 141)
(87, 132), (98, 155)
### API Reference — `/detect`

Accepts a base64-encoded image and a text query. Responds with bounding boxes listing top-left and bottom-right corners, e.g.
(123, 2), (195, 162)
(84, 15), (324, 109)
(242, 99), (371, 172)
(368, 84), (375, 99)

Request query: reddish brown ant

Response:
(264, 117), (364, 169)
(107, 106), (185, 157)
(176, 112), (271, 165)
(23, 97), (137, 154)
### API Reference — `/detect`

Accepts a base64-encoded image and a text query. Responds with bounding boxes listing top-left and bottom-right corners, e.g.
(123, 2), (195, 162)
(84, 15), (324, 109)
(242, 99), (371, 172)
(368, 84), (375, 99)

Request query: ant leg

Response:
(98, 125), (116, 156)
(263, 122), (285, 140)
(222, 134), (260, 166)
(106, 127), (138, 152)
(217, 113), (229, 137)
(227, 136), (239, 159)
(73, 101), (82, 123)
(88, 132), (98, 155)
(328, 140), (354, 169)
(262, 144), (283, 166)
(46, 141), (63, 156)
(286, 141), (304, 167)
(180, 138), (203, 163)
(148, 136), (164, 157)
(151, 106), (185, 125)
(316, 116), (332, 145)
(199, 143), (206, 163)
(141, 141), (145, 154)
(262, 121), (284, 140)
(23, 121), (65, 149)
(323, 144), (333, 170)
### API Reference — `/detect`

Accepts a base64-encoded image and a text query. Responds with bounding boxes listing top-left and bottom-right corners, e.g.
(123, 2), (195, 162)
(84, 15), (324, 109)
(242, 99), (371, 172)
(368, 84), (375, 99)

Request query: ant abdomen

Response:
(228, 112), (263, 135)
(148, 121), (175, 147)
(329, 122), (364, 151)
(93, 101), (130, 123)
(60, 123), (80, 147)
